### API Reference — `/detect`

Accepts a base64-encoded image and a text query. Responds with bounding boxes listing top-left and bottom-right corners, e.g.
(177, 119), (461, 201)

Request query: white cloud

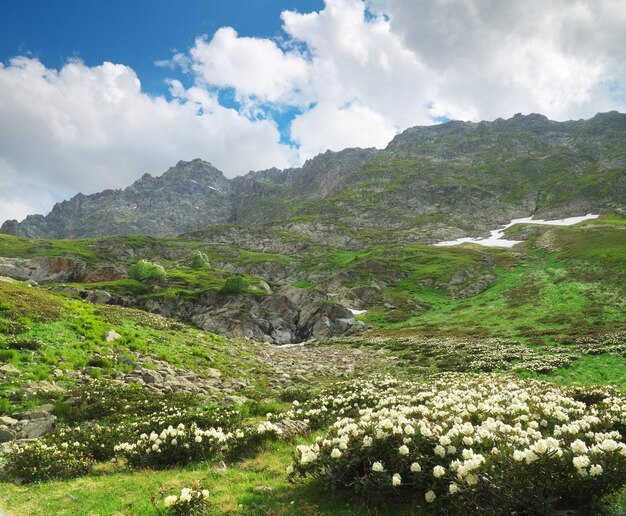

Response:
(184, 0), (626, 155)
(2, 0), (625, 223)
(0, 57), (295, 222)
(189, 27), (312, 106)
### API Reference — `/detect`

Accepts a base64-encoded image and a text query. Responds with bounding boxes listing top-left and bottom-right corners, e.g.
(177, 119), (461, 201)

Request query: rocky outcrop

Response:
(4, 113), (624, 241)
(143, 287), (365, 344)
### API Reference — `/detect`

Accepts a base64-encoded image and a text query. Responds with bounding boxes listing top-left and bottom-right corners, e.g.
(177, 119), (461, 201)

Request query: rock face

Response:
(1, 159), (232, 239)
(143, 286), (364, 344)
(3, 113), (624, 240)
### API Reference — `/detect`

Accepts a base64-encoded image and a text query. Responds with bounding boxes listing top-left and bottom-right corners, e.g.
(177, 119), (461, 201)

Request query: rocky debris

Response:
(144, 286), (364, 344)
(0, 404), (57, 443)
(0, 426), (16, 443)
(274, 419), (309, 440)
(104, 329), (122, 342)
(0, 364), (21, 377)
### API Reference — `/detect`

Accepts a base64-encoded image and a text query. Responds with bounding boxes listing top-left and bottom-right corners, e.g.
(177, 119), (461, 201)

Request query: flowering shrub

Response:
(115, 421), (283, 469)
(159, 485), (210, 515)
(62, 381), (241, 429)
(286, 374), (626, 513)
(4, 441), (93, 483)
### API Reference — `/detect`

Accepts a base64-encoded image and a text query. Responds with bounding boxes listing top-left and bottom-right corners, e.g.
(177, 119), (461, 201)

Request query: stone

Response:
(223, 395), (248, 406)
(0, 364), (20, 377)
(141, 369), (162, 384)
(105, 329), (122, 342)
(16, 416), (56, 439)
(206, 368), (222, 379)
(274, 419), (309, 440)
(85, 290), (112, 305)
(0, 425), (16, 443)
(0, 416), (18, 426)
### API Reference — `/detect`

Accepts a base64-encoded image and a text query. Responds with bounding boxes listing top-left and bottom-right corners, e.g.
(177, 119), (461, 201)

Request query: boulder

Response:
(0, 416), (18, 426)
(140, 369), (163, 384)
(0, 364), (20, 377)
(105, 329), (122, 342)
(0, 425), (16, 443)
(16, 416), (56, 439)
(86, 290), (112, 304)
(206, 368), (222, 379)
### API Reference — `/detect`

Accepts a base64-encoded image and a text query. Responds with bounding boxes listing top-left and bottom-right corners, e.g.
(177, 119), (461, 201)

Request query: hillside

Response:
(0, 113), (625, 515)
(2, 112), (625, 242)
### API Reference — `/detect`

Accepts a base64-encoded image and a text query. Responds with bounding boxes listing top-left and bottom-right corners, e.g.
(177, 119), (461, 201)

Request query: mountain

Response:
(2, 112), (625, 241)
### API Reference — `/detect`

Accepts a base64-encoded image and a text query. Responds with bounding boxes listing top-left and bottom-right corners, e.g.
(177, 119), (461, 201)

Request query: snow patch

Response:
(434, 214), (599, 248)
(349, 309), (368, 315)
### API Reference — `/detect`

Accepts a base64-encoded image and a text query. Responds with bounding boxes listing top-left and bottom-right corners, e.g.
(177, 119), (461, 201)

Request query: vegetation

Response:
(128, 260), (167, 282)
(0, 212), (624, 514)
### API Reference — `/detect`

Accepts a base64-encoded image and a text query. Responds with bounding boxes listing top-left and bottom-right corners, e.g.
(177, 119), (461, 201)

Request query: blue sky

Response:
(0, 0), (624, 223)
(0, 0), (323, 140)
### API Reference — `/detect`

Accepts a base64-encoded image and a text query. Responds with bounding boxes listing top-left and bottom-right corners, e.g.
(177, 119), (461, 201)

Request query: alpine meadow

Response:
(0, 1), (625, 515)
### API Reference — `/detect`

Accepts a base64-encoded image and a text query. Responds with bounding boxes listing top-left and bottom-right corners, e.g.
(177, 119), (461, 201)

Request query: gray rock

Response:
(105, 329), (122, 342)
(206, 368), (222, 379)
(0, 425), (16, 443)
(0, 364), (20, 377)
(16, 416), (56, 439)
(223, 395), (248, 406)
(0, 416), (18, 426)
(140, 370), (162, 384)
(86, 290), (112, 305)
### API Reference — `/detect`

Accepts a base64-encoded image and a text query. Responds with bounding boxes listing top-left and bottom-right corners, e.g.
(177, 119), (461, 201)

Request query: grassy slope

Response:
(0, 215), (625, 515)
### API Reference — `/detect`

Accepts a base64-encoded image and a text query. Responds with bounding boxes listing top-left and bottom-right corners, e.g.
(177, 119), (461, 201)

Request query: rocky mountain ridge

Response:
(3, 112), (625, 242)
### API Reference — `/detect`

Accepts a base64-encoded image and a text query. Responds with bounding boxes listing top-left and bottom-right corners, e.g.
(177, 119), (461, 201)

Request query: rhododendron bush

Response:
(284, 375), (626, 513)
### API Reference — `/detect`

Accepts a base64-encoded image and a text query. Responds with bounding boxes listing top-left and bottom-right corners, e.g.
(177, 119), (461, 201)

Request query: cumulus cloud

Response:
(2, 0), (625, 222)
(0, 57), (295, 223)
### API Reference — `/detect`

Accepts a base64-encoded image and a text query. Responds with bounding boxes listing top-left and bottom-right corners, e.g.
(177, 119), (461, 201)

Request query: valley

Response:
(0, 113), (624, 515)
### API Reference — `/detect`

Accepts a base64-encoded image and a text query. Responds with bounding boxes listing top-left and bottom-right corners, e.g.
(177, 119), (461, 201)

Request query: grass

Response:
(0, 439), (430, 516)
(521, 354), (626, 391)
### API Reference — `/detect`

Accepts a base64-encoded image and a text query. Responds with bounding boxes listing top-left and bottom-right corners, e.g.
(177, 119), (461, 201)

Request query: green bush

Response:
(4, 336), (43, 350)
(220, 276), (248, 295)
(190, 251), (210, 270)
(5, 441), (93, 483)
(286, 375), (626, 514)
(159, 485), (210, 515)
(0, 319), (29, 335)
(128, 260), (167, 282)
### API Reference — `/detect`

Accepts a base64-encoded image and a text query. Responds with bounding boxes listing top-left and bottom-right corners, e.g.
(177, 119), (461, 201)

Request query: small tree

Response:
(128, 260), (167, 282)
(191, 251), (210, 270)
(220, 276), (248, 295)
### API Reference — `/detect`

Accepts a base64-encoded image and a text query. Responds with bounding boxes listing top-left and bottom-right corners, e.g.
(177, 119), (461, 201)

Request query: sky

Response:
(1, 0), (625, 224)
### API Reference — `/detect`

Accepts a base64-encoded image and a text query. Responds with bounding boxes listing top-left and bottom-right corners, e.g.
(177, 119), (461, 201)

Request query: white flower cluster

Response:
(114, 420), (282, 468)
(163, 486), (209, 511)
(286, 374), (626, 510)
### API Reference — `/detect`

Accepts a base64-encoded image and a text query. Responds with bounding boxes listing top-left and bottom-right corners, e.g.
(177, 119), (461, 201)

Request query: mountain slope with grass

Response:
(3, 112), (625, 242)
(0, 115), (625, 515)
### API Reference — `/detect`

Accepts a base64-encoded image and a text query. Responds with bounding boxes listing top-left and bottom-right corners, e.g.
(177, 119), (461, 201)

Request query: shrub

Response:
(220, 276), (248, 295)
(128, 260), (167, 282)
(4, 441), (93, 483)
(158, 485), (210, 515)
(0, 319), (29, 335)
(286, 375), (626, 514)
(190, 251), (210, 270)
(0, 349), (18, 363)
(115, 420), (282, 469)
(4, 336), (43, 350)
